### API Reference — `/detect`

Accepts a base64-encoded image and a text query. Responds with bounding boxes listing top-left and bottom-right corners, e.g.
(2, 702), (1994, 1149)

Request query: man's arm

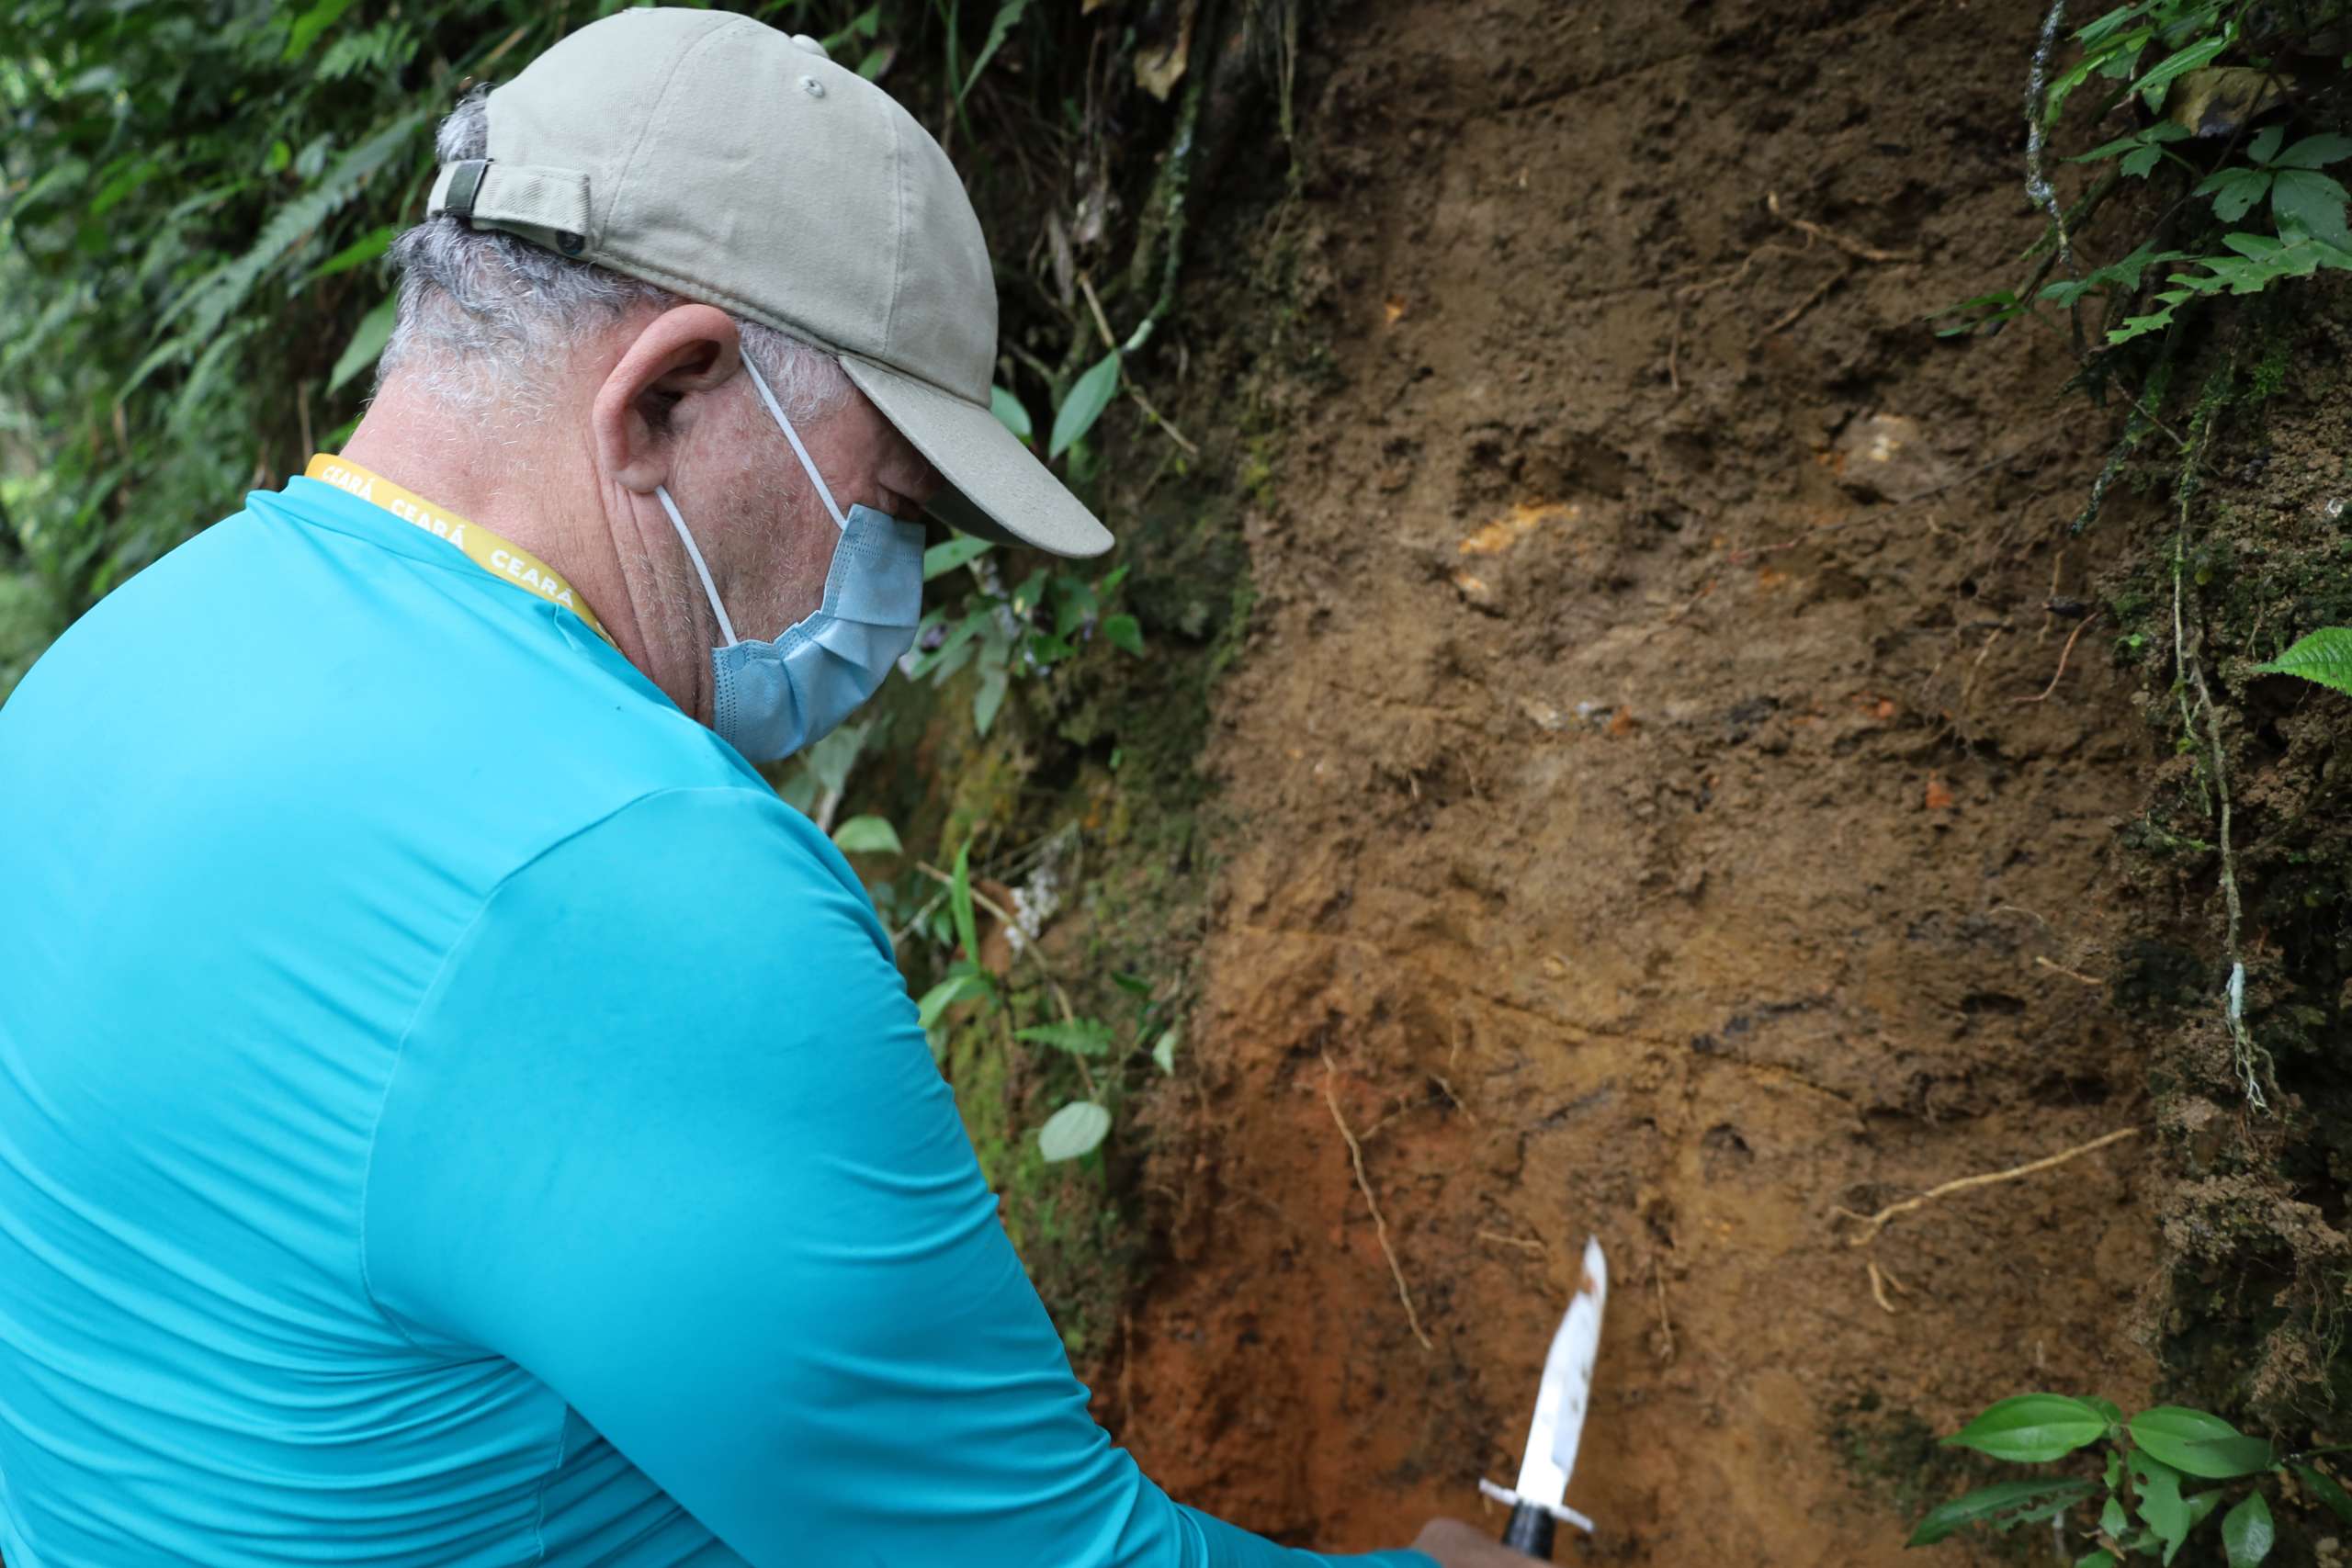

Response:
(362, 785), (1434, 1567)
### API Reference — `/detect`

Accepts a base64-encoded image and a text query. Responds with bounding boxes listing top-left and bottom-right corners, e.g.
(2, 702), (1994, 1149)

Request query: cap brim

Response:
(840, 356), (1113, 558)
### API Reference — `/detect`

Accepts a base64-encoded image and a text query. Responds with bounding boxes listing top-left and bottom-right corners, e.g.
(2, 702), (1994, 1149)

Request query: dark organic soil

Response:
(1106, 0), (2177, 1559)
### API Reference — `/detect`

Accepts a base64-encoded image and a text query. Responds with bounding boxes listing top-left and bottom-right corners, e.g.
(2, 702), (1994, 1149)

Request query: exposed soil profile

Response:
(1111, 0), (2172, 1558)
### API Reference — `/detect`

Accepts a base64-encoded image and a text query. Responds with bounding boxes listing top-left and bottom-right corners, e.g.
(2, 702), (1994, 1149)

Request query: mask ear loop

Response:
(741, 353), (850, 532)
(654, 484), (738, 647)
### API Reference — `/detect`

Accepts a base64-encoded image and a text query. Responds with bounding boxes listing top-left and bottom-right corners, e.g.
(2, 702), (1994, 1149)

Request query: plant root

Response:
(1761, 270), (1845, 337)
(1837, 1128), (2141, 1313)
(1322, 1050), (1434, 1352)
(1653, 1256), (1677, 1359)
(1837, 1126), (2143, 1249)
(1766, 191), (1920, 264)
(1475, 1228), (1547, 1256)
(2034, 955), (2105, 987)
(2017, 609), (2100, 703)
(1866, 1257), (1914, 1315)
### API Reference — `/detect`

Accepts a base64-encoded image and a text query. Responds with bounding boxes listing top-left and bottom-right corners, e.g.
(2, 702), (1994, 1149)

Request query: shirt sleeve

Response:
(362, 786), (1434, 1568)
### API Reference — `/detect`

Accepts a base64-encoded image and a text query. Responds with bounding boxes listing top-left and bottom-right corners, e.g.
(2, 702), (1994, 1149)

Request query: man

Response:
(0, 10), (1527, 1567)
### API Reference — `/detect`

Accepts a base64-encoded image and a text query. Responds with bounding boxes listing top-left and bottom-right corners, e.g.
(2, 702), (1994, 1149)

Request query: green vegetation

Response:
(1910, 1393), (2352, 1563)
(2253, 624), (2352, 692)
(1939, 1), (2352, 345)
(1912, 0), (2352, 1524)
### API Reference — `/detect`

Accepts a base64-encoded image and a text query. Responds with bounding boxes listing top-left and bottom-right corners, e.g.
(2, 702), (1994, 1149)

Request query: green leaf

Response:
(2272, 169), (2352, 247)
(1023, 631), (1078, 665)
(1015, 1018), (1117, 1057)
(1048, 351), (1121, 459)
(959, 0), (1032, 106)
(2102, 1494), (2130, 1535)
(1927, 289), (2025, 336)
(2047, 28), (2151, 122)
(2109, 304), (2181, 344)
(2294, 1464), (2352, 1523)
(1908, 1479), (2101, 1546)
(1944, 1395), (2112, 1463)
(916, 967), (991, 1030)
(2198, 166), (2274, 223)
(2277, 133), (2352, 170)
(326, 293), (396, 395)
(909, 607), (991, 681)
(974, 667), (1010, 735)
(2134, 1452), (2190, 1562)
(2247, 125), (2288, 166)
(1101, 614), (1145, 656)
(2135, 33), (2232, 110)
(923, 534), (994, 581)
(307, 223), (394, 281)
(949, 839), (980, 963)
(1152, 1026), (1181, 1074)
(1, 156), (90, 226)
(87, 158), (156, 219)
(2076, 4), (2153, 47)
(1051, 576), (1098, 637)
(284, 0), (361, 60)
(2132, 1408), (2275, 1480)
(157, 111), (425, 348)
(989, 384), (1034, 443)
(802, 718), (870, 797)
(830, 815), (903, 855)
(2222, 1493), (2272, 1566)
(2072, 122), (2187, 164)
(1037, 1100), (1112, 1162)
(2075, 1554), (2119, 1568)
(2074, 121), (2190, 178)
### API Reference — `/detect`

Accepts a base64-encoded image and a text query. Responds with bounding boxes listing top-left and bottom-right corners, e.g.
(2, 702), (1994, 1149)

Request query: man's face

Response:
(674, 367), (942, 643)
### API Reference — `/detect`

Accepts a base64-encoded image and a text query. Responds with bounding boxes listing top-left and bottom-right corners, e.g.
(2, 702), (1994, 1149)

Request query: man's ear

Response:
(593, 303), (744, 494)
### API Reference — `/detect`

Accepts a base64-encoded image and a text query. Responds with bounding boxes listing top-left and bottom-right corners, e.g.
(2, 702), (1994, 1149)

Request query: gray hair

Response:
(379, 87), (848, 425)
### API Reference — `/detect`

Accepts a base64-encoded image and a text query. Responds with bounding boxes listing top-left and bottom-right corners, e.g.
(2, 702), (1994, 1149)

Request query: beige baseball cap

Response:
(426, 6), (1112, 558)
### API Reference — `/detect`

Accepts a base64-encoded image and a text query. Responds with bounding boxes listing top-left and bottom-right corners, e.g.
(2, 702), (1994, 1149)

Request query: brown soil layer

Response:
(1112, 0), (2168, 1559)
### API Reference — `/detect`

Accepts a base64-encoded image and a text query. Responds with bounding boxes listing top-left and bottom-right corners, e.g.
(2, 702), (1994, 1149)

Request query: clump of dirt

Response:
(1105, 0), (2183, 1558)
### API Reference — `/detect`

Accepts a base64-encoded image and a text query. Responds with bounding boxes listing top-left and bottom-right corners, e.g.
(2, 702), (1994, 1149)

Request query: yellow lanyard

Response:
(303, 454), (615, 648)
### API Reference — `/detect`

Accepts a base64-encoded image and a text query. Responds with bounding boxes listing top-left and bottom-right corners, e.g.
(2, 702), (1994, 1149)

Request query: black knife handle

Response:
(1500, 1501), (1555, 1560)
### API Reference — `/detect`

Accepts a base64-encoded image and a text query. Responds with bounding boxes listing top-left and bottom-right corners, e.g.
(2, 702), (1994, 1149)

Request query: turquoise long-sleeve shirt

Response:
(0, 473), (1432, 1568)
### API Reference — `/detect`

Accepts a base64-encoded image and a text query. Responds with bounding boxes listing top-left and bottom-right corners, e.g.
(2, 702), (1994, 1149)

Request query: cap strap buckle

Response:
(427, 159), (595, 254)
(434, 159), (491, 221)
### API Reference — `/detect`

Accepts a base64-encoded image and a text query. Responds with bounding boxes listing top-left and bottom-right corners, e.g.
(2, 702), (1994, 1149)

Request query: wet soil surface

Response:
(1113, 0), (2170, 1559)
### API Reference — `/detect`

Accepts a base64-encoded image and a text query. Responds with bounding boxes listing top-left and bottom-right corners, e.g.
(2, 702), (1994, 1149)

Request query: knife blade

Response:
(1477, 1235), (1607, 1559)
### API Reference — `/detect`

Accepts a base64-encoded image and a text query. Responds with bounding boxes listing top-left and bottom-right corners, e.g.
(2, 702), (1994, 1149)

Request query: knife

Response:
(1476, 1235), (1607, 1559)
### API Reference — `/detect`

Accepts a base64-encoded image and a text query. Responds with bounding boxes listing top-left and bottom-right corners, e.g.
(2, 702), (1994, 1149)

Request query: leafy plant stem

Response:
(914, 859), (1097, 1099)
(1078, 273), (1199, 456)
(2002, 169), (2122, 334)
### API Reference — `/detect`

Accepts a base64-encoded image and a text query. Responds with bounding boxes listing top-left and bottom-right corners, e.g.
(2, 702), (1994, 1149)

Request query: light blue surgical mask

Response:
(655, 355), (927, 763)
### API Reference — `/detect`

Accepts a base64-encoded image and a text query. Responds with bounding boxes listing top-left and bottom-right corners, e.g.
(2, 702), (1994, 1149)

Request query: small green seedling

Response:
(1910, 1393), (2352, 1564)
